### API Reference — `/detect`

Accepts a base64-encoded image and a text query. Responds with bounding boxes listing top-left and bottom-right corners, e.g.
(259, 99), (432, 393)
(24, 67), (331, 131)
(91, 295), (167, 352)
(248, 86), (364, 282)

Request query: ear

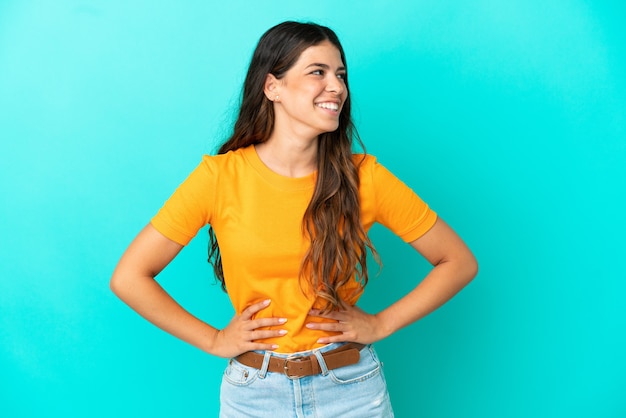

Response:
(264, 74), (279, 101)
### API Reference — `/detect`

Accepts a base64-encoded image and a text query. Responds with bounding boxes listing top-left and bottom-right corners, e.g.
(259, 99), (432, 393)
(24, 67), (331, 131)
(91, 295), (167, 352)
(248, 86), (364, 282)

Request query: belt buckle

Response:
(283, 354), (307, 379)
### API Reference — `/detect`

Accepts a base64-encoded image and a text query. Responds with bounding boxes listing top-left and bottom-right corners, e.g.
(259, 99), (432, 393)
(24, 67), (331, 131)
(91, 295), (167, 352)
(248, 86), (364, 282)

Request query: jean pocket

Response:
(222, 359), (260, 387)
(328, 345), (382, 384)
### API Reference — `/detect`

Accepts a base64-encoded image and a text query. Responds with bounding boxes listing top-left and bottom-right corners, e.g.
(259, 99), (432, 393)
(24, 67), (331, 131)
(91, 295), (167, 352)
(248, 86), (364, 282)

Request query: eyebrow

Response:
(305, 63), (346, 72)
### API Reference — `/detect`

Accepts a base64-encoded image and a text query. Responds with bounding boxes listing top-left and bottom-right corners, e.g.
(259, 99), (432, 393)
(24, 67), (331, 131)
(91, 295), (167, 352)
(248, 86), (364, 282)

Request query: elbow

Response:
(464, 253), (479, 284)
(109, 273), (123, 297)
(109, 270), (131, 299)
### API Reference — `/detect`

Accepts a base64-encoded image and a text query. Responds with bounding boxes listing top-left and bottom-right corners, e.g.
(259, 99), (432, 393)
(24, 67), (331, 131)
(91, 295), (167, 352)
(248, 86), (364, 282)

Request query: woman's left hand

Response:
(306, 305), (388, 345)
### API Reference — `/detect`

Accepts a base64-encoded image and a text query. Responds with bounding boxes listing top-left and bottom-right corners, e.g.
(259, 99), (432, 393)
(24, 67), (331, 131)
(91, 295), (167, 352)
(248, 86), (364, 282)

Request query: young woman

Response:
(111, 21), (477, 417)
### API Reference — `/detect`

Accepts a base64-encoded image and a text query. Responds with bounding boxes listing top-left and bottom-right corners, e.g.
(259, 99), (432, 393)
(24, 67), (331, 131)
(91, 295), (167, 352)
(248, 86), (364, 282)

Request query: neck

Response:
(255, 133), (318, 178)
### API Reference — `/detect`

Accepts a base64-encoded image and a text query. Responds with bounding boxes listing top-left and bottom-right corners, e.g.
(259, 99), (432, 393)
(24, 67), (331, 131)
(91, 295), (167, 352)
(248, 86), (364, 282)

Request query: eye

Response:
(337, 72), (347, 81)
(310, 69), (324, 76)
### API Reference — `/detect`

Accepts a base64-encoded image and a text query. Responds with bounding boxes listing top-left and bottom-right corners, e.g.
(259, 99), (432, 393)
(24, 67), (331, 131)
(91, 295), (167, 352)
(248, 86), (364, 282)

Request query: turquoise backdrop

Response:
(1, 1), (624, 417)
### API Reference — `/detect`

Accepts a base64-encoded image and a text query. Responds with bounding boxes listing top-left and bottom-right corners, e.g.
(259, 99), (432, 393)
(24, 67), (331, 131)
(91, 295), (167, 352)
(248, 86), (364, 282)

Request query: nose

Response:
(326, 75), (345, 95)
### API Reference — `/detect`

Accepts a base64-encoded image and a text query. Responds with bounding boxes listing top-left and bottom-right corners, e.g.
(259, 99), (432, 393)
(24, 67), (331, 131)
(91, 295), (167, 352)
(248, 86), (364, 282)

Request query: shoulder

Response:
(352, 153), (377, 164)
(353, 153), (386, 182)
(352, 153), (411, 191)
(199, 146), (250, 173)
(202, 146), (247, 164)
(352, 153), (378, 171)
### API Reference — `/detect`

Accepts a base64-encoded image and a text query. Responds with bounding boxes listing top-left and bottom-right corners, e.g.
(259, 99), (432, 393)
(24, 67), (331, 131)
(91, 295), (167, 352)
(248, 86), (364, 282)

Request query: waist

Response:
(247, 313), (347, 353)
(234, 342), (366, 378)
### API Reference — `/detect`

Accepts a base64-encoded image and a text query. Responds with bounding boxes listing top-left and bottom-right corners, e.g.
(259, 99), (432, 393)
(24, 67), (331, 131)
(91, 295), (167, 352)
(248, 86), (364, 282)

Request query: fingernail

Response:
(263, 299), (271, 305)
(278, 330), (287, 335)
(305, 323), (313, 328)
(271, 344), (279, 349)
(278, 318), (287, 323)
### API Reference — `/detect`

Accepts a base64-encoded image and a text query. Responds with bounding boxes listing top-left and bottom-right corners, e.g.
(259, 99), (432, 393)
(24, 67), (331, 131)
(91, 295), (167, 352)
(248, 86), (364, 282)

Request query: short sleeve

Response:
(369, 159), (437, 242)
(150, 156), (216, 245)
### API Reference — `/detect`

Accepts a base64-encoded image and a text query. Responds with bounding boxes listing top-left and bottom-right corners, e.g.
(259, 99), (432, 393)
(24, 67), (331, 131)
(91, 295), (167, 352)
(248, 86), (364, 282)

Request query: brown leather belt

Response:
(234, 343), (365, 378)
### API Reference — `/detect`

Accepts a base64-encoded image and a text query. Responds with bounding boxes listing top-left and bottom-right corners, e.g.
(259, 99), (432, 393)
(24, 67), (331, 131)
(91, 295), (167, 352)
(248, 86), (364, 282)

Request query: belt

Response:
(234, 343), (365, 378)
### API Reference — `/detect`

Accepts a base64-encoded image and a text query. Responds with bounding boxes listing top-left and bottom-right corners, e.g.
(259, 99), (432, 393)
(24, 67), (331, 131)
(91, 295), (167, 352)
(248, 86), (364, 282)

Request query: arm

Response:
(307, 217), (478, 343)
(110, 224), (287, 357)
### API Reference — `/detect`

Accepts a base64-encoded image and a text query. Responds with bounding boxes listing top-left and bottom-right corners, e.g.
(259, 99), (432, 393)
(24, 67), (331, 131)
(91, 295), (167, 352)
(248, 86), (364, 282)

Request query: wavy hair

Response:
(208, 21), (377, 312)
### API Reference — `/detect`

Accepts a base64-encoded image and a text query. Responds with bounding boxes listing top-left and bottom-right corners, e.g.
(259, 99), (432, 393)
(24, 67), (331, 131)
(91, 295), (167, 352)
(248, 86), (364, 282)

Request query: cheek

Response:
(341, 91), (349, 108)
(298, 82), (324, 95)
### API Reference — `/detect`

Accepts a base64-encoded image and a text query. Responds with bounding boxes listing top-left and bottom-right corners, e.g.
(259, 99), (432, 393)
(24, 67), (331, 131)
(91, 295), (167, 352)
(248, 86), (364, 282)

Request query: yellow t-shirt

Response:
(151, 145), (437, 352)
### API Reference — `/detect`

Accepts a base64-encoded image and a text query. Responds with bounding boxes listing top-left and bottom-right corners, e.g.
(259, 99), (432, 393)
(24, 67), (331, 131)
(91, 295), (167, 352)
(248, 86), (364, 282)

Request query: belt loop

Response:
(258, 351), (272, 379)
(313, 349), (330, 376)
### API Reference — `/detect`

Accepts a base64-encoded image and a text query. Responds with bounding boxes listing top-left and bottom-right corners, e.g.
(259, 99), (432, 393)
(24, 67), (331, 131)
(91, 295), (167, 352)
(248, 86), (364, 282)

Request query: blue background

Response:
(1, 1), (624, 417)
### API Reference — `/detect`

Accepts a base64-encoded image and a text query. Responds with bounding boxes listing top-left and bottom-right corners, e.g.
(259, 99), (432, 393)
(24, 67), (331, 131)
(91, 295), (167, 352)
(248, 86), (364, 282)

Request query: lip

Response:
(314, 100), (342, 112)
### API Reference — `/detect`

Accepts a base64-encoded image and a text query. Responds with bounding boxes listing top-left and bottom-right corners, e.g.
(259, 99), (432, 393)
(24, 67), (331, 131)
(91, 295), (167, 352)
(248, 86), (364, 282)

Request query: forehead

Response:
(293, 40), (344, 68)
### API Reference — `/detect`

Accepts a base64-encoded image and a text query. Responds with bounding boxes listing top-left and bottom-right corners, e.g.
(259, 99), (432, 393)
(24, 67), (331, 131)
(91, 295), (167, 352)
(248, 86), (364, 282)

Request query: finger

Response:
(316, 334), (349, 344)
(306, 322), (345, 332)
(250, 317), (287, 329)
(248, 342), (280, 351)
(241, 299), (271, 319)
(251, 329), (288, 340)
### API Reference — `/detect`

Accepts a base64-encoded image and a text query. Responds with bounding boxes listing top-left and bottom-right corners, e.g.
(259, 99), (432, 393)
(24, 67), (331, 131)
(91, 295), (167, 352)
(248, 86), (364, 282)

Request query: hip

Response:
(220, 343), (394, 417)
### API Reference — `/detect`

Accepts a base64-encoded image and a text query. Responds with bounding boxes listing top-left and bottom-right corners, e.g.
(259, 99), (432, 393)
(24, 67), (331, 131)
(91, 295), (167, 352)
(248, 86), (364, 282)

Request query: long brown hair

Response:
(208, 21), (377, 312)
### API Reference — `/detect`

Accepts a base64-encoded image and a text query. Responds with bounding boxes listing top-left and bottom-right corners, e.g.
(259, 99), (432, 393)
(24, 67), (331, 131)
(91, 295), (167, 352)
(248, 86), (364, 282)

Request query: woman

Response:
(111, 21), (477, 417)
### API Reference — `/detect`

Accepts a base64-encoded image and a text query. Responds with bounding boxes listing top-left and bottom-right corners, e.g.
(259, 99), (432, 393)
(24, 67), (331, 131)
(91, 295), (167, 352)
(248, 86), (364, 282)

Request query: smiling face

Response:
(266, 40), (348, 141)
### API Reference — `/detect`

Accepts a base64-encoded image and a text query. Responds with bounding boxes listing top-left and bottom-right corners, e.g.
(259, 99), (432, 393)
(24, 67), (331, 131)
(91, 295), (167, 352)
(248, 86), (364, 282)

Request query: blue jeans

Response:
(220, 343), (394, 417)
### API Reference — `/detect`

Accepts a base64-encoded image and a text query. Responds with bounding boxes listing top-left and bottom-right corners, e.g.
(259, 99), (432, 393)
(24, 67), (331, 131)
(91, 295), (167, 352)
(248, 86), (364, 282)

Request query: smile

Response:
(315, 102), (340, 111)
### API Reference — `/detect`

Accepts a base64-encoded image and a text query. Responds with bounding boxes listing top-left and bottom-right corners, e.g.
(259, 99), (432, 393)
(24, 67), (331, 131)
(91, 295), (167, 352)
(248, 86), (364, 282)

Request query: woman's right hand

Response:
(210, 299), (288, 358)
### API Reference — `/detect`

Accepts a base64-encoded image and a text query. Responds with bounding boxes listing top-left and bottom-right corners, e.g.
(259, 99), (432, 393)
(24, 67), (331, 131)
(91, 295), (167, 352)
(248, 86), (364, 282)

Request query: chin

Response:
(320, 123), (340, 134)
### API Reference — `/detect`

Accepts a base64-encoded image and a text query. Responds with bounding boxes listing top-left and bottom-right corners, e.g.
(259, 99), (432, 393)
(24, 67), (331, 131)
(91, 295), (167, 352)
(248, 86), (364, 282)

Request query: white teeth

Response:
(316, 102), (339, 111)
